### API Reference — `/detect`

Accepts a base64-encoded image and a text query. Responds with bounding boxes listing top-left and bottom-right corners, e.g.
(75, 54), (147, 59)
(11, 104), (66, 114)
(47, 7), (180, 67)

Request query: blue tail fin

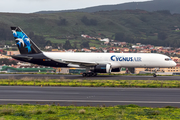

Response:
(11, 27), (42, 54)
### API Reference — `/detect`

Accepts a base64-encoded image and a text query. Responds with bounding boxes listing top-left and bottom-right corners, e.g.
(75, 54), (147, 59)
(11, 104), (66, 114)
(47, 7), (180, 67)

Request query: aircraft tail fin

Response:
(11, 27), (42, 54)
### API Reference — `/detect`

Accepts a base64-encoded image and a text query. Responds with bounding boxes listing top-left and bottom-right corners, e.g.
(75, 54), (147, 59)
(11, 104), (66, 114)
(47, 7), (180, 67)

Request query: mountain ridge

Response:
(36, 0), (180, 14)
(0, 9), (180, 48)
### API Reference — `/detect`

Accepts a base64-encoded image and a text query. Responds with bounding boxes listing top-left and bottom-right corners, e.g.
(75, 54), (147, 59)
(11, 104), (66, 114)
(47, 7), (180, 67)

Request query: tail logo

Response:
(12, 30), (32, 53)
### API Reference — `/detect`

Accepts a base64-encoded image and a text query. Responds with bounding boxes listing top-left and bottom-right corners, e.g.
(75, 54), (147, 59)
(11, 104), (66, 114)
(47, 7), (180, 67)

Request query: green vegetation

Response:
(1, 9), (180, 48)
(1, 66), (55, 73)
(1, 78), (180, 88)
(0, 104), (179, 119)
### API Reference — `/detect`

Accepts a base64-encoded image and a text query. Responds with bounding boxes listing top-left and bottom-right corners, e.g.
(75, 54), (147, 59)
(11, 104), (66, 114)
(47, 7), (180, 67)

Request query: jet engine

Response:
(91, 64), (111, 73)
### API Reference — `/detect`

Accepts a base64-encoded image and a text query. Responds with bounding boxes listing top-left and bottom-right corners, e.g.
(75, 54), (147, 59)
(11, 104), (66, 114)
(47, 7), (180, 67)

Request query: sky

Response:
(0, 0), (151, 13)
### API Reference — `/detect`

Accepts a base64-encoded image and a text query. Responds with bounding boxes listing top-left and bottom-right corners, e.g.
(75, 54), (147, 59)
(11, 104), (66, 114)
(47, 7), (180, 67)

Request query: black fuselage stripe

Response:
(12, 53), (67, 67)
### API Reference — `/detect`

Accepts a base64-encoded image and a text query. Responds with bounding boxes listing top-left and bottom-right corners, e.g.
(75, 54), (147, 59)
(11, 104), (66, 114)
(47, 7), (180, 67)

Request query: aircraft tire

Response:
(153, 74), (157, 77)
(87, 73), (91, 77)
(92, 73), (97, 76)
(82, 73), (87, 77)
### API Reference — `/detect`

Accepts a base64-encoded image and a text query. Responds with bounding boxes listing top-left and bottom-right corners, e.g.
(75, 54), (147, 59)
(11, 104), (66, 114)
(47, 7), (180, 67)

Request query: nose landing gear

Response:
(153, 68), (158, 77)
(153, 73), (157, 77)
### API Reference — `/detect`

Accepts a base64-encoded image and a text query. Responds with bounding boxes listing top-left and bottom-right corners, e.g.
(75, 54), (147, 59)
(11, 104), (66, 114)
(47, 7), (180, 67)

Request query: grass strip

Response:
(0, 104), (179, 120)
(0, 78), (180, 88)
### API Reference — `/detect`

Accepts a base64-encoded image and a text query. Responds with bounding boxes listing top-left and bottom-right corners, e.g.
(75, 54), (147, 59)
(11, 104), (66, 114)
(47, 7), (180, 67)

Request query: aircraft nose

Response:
(171, 61), (177, 67)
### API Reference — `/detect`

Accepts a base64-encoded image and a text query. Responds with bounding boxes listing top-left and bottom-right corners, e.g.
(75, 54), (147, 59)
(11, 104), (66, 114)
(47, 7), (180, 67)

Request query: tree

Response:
(45, 40), (52, 46)
(63, 40), (73, 50)
(158, 32), (167, 40)
(0, 27), (12, 41)
(80, 41), (89, 48)
(115, 32), (125, 41)
(156, 10), (171, 15)
(28, 32), (45, 47)
(90, 19), (97, 26)
(81, 16), (89, 25)
(73, 42), (78, 49)
(81, 16), (97, 26)
(58, 18), (68, 26)
(29, 32), (34, 37)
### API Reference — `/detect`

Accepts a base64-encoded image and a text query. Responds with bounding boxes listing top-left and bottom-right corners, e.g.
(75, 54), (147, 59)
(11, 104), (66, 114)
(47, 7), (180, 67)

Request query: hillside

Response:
(1, 10), (180, 48)
(37, 0), (180, 14)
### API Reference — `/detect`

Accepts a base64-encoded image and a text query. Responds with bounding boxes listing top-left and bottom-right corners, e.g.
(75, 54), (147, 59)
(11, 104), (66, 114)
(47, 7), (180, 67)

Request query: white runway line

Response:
(0, 99), (180, 104)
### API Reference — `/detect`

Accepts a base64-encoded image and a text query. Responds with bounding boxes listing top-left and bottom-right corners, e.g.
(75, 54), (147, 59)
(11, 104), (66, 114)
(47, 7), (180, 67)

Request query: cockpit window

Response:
(165, 58), (172, 61)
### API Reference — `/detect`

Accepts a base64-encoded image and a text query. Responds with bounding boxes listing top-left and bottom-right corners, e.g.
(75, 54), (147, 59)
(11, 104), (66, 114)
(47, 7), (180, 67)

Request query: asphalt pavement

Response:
(1, 86), (180, 107)
(0, 74), (180, 80)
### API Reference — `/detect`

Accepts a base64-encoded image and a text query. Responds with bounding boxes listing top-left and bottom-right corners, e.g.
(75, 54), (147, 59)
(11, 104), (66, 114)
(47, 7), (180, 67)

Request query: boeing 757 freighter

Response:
(10, 27), (176, 77)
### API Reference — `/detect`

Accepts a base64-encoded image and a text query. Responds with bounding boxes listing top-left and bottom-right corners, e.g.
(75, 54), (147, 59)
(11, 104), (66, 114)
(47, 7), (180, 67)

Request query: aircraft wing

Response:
(62, 60), (98, 67)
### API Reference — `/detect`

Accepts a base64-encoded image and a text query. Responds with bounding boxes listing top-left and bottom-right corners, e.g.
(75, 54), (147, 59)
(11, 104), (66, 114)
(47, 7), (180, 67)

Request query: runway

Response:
(1, 86), (180, 107)
(0, 74), (180, 80)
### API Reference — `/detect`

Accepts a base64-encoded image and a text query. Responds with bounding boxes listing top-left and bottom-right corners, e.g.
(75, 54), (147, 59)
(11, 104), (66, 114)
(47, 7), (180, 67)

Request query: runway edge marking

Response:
(0, 99), (180, 104)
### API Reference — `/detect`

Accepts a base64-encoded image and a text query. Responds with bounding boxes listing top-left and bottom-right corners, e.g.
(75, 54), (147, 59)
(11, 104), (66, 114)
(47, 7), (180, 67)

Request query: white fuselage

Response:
(43, 52), (177, 68)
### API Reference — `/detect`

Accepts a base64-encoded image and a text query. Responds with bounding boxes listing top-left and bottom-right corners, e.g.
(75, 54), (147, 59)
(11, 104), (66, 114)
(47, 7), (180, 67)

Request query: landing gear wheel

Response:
(82, 73), (87, 77)
(92, 73), (97, 77)
(153, 74), (157, 77)
(87, 73), (91, 77)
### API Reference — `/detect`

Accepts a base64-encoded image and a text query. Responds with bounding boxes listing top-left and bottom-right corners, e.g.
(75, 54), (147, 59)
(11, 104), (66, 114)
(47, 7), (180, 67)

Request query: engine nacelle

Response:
(91, 64), (111, 73)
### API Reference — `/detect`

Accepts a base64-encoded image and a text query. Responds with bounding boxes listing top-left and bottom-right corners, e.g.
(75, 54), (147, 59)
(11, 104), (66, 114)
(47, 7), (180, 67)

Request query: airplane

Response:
(10, 27), (177, 77)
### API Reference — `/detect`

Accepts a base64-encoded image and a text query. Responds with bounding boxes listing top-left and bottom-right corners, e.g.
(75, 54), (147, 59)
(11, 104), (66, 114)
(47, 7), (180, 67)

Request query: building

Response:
(135, 67), (180, 75)
(0, 54), (11, 59)
(90, 47), (96, 50)
(45, 46), (52, 50)
(1, 66), (55, 73)
(69, 68), (86, 74)
(56, 68), (69, 74)
(7, 51), (20, 56)
(51, 49), (59, 52)
(56, 68), (86, 74)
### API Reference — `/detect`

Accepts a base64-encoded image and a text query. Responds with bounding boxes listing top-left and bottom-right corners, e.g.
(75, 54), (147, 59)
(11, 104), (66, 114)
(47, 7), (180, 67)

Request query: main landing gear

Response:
(82, 72), (97, 77)
(153, 73), (157, 77)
